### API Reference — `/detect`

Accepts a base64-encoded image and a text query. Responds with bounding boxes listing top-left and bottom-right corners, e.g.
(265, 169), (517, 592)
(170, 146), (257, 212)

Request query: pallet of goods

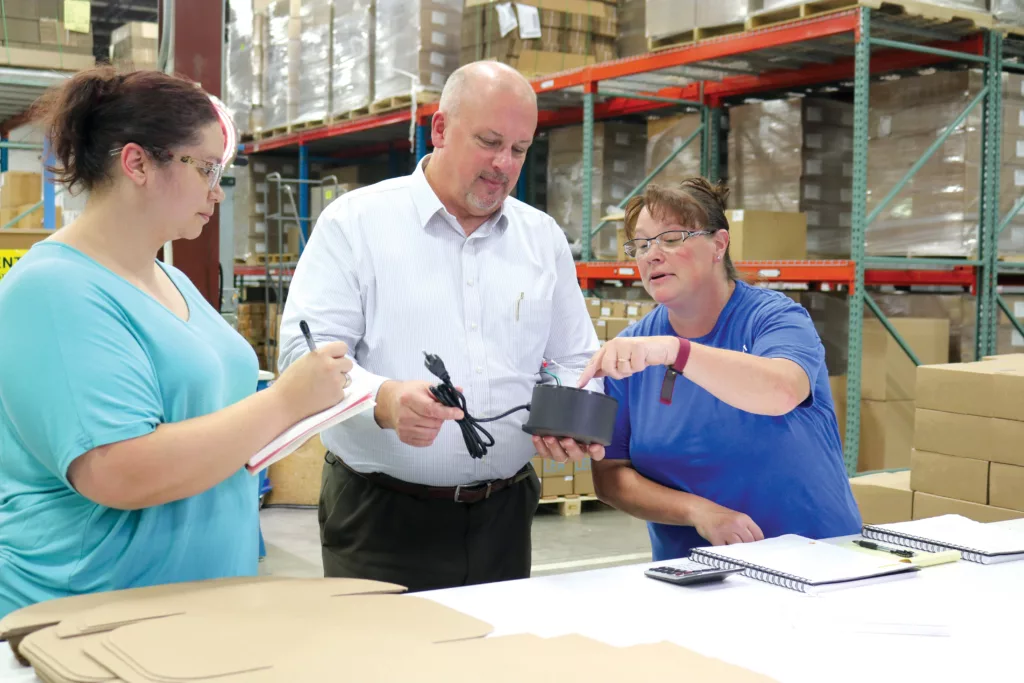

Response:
(0, 0), (94, 71)
(461, 0), (617, 77)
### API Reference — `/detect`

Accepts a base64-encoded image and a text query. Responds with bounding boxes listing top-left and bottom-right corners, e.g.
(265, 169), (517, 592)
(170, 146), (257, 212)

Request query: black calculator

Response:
(644, 559), (744, 586)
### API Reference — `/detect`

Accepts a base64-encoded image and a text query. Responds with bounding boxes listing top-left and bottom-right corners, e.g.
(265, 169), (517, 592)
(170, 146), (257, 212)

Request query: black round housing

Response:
(521, 384), (619, 446)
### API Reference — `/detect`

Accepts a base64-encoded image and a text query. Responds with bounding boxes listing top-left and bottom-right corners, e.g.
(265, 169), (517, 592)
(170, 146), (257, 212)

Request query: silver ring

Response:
(616, 359), (630, 364)
(343, 373), (352, 388)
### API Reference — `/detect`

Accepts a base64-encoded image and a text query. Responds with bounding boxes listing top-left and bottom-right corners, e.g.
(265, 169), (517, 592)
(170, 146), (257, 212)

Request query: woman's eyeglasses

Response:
(109, 146), (224, 191)
(623, 229), (713, 259)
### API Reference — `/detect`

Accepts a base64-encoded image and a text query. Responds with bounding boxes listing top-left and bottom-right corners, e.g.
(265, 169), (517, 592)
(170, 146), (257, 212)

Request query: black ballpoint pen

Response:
(853, 539), (915, 558)
(299, 320), (317, 353)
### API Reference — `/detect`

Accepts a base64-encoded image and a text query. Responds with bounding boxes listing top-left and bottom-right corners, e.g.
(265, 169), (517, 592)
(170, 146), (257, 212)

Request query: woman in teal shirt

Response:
(0, 67), (352, 618)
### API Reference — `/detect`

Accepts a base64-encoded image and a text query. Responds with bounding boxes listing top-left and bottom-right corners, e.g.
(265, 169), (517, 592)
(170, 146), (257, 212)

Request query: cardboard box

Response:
(600, 301), (627, 318)
(0, 172), (41, 209)
(858, 399), (914, 472)
(913, 491), (1024, 523)
(604, 317), (632, 340)
(910, 449), (989, 505)
(531, 457), (543, 478)
(916, 358), (1024, 422)
(862, 318), (950, 401)
(914, 408), (1024, 467)
(542, 459), (573, 478)
(265, 437), (325, 506)
(593, 318), (608, 341)
(848, 471), (913, 525)
(542, 475), (574, 497)
(573, 470), (595, 495)
(586, 298), (602, 319)
(724, 209), (808, 261)
(989, 463), (1024, 513)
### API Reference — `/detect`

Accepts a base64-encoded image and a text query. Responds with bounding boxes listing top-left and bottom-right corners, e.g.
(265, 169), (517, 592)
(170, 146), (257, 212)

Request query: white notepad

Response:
(863, 515), (1024, 565)
(689, 535), (919, 594)
(246, 375), (377, 474)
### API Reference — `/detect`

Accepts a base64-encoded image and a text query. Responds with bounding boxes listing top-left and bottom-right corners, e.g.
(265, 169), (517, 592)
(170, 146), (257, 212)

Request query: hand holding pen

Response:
(266, 320), (353, 421)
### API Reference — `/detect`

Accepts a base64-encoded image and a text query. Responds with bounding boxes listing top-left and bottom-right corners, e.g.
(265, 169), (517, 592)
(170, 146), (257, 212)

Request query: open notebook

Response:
(688, 535), (919, 595)
(246, 374), (377, 474)
(863, 515), (1024, 565)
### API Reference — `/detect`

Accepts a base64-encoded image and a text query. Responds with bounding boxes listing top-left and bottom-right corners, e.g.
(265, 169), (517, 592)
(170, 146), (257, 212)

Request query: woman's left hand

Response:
(578, 336), (681, 386)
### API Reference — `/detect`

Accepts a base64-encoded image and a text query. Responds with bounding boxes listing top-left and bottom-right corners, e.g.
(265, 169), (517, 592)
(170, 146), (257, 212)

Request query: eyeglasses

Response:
(109, 146), (225, 191)
(623, 229), (713, 259)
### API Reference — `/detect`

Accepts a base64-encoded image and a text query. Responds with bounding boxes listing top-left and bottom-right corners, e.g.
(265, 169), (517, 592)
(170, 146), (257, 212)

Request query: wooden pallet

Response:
(537, 494), (600, 517)
(648, 21), (747, 51)
(747, 0), (993, 31)
(368, 91), (441, 115)
(251, 253), (298, 265)
(251, 118), (327, 140)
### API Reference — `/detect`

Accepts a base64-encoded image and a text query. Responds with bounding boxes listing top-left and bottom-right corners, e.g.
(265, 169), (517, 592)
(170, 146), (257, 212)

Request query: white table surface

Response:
(4, 519), (1024, 683)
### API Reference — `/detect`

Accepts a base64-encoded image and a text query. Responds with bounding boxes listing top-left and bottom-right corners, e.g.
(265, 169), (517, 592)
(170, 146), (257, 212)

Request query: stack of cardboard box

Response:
(616, 0), (646, 58)
(237, 302), (282, 371)
(461, 0), (617, 77)
(910, 356), (1024, 522)
(110, 21), (158, 71)
(547, 122), (647, 258)
(728, 98), (854, 258)
(867, 69), (1024, 258)
(586, 297), (656, 342)
(531, 456), (596, 498)
(645, 114), (703, 190)
(375, 0), (463, 104)
(856, 317), (951, 472)
(0, 0), (94, 70)
(644, 0), (753, 47)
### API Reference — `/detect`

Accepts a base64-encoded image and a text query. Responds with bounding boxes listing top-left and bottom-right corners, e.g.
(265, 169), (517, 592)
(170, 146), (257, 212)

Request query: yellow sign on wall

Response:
(0, 250), (28, 280)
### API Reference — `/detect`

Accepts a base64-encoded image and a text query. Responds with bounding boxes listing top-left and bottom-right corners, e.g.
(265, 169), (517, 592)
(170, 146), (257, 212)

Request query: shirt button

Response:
(467, 279), (474, 286)
(476, 366), (483, 374)
(470, 323), (478, 330)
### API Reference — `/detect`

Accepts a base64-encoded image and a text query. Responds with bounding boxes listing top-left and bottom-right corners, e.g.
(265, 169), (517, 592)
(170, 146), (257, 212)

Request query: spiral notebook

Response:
(246, 375), (377, 474)
(862, 515), (1024, 565)
(688, 535), (919, 595)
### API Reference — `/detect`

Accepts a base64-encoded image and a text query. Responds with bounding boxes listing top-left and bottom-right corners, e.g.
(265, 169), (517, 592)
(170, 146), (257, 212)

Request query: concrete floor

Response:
(258, 501), (653, 579)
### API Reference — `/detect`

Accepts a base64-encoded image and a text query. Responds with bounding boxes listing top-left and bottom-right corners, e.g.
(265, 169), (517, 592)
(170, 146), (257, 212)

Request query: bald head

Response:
(439, 60), (537, 120)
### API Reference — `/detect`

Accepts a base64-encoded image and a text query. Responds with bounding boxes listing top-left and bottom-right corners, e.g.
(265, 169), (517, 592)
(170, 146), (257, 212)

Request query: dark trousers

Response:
(318, 453), (542, 592)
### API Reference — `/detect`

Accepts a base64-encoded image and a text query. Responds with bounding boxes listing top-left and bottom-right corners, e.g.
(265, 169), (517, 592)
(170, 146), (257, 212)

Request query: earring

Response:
(716, 255), (722, 262)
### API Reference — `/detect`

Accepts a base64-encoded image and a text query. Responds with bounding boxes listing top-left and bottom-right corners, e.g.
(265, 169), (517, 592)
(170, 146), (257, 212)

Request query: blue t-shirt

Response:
(604, 281), (861, 562)
(0, 242), (260, 618)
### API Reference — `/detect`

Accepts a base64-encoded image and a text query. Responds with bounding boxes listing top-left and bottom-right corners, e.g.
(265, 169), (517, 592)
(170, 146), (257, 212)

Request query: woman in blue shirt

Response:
(0, 68), (352, 618)
(536, 178), (861, 562)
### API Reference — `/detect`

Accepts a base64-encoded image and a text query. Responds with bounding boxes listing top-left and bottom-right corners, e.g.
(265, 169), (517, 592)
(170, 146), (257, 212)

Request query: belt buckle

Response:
(454, 485), (462, 503)
(485, 482), (493, 499)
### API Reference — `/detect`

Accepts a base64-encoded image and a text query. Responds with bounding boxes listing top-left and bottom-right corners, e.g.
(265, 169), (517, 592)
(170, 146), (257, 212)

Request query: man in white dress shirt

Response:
(278, 61), (603, 591)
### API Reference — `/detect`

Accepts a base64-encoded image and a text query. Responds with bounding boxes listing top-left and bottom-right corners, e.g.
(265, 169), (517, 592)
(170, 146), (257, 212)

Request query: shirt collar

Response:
(411, 154), (509, 235)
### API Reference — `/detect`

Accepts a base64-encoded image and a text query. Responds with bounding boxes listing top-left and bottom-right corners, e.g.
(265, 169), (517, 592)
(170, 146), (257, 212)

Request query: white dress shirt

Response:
(278, 156), (601, 486)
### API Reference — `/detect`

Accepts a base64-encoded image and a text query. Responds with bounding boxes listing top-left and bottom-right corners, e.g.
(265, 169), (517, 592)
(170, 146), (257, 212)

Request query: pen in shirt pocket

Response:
(515, 292), (524, 322)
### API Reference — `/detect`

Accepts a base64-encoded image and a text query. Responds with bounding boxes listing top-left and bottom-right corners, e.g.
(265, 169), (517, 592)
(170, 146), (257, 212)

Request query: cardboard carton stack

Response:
(586, 297), (656, 342)
(262, 0), (300, 131)
(0, 0), (94, 70)
(0, 172), (46, 230)
(848, 470), (914, 525)
(461, 0), (616, 77)
(242, 158), (302, 262)
(867, 69), (1024, 258)
(547, 122), (646, 257)
(645, 113), (703, 190)
(617, 0), (646, 57)
(110, 21), (157, 71)
(910, 356), (1024, 522)
(237, 302), (282, 371)
(330, 0), (376, 118)
(728, 98), (854, 258)
(375, 0), (463, 105)
(532, 456), (596, 497)
(226, 0), (259, 136)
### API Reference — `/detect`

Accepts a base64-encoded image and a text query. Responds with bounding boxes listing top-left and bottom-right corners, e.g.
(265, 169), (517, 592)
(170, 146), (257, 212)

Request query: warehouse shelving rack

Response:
(238, 5), (1024, 473)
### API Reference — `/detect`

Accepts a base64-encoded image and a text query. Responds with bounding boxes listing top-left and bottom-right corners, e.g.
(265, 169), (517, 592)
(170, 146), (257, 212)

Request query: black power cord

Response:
(423, 352), (530, 459)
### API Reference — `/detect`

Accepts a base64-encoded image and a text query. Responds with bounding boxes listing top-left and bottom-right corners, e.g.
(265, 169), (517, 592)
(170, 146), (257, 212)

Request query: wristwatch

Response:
(659, 337), (691, 405)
